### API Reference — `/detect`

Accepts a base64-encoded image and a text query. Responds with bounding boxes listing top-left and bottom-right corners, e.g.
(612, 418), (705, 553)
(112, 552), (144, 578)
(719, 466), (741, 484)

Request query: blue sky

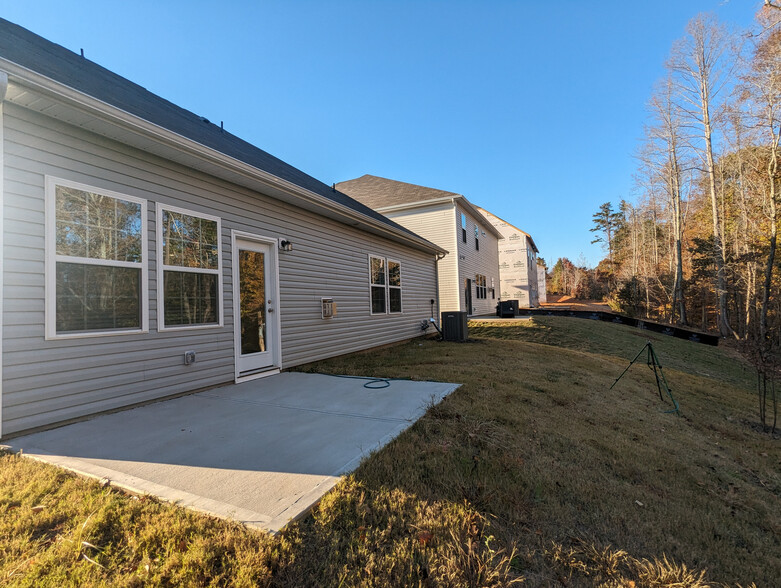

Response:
(0, 1), (762, 266)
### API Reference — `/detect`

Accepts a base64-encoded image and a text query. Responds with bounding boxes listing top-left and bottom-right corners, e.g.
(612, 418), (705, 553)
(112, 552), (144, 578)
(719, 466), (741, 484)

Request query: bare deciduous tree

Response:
(645, 76), (690, 325)
(667, 13), (737, 337)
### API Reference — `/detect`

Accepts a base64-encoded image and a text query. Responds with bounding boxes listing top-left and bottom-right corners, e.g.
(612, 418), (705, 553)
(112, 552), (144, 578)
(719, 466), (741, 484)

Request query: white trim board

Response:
(0, 70), (8, 438)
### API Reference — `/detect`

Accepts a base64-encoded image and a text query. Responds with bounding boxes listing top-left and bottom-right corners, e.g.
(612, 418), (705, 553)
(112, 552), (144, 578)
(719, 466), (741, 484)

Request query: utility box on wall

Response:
(321, 298), (337, 318)
(441, 311), (468, 342)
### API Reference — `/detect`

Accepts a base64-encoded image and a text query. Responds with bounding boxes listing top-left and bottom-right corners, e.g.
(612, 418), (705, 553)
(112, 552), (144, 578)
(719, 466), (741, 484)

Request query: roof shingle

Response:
(336, 175), (461, 210)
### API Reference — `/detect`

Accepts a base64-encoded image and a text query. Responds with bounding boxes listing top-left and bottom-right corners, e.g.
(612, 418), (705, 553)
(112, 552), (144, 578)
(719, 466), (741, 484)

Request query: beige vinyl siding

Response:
(2, 103), (437, 436)
(382, 203), (461, 313)
(456, 205), (499, 316)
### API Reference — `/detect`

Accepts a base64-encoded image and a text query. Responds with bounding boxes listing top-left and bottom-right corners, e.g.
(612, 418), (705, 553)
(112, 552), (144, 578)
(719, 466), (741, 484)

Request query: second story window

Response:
(475, 224), (480, 250)
(461, 213), (467, 243)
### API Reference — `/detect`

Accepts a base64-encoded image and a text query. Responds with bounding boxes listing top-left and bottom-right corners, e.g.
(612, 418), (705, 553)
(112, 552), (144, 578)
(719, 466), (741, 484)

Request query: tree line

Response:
(552, 6), (781, 431)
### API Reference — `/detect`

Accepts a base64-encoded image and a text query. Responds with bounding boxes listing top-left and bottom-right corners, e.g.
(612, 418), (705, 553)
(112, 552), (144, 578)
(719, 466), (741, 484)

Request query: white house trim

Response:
(0, 69), (7, 438)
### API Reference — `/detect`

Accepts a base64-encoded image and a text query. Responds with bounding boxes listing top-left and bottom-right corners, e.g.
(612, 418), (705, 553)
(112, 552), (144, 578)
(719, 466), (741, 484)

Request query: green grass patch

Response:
(1, 317), (778, 586)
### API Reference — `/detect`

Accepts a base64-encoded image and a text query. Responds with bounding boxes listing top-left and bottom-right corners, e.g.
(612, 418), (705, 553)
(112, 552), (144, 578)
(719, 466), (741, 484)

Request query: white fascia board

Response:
(375, 195), (458, 214)
(0, 70), (7, 438)
(0, 58), (445, 256)
(475, 205), (539, 251)
(454, 197), (503, 239)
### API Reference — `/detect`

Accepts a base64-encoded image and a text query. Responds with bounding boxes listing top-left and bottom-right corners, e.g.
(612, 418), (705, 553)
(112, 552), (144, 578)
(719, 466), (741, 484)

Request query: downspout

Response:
(452, 201), (462, 312)
(434, 251), (446, 321)
(0, 71), (8, 439)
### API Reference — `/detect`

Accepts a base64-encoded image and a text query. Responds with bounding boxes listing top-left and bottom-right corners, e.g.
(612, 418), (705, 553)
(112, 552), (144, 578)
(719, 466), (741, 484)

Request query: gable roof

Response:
(0, 18), (445, 255)
(476, 207), (539, 253)
(335, 175), (461, 209)
(337, 175), (503, 239)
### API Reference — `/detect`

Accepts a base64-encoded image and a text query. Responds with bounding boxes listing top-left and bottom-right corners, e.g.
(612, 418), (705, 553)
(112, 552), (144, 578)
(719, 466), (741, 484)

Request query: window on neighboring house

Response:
(476, 274), (487, 299)
(47, 178), (147, 337)
(158, 204), (222, 329)
(491, 277), (495, 299)
(370, 255), (387, 314)
(461, 212), (467, 243)
(388, 260), (402, 313)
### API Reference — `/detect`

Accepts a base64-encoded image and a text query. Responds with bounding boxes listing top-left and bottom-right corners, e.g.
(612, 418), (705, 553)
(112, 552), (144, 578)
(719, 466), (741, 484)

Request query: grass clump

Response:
(2, 316), (778, 586)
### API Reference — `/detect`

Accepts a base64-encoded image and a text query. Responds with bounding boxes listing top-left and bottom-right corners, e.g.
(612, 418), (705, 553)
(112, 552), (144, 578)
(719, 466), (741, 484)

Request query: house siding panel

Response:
(456, 205), (500, 316)
(382, 203), (460, 313)
(2, 103), (437, 436)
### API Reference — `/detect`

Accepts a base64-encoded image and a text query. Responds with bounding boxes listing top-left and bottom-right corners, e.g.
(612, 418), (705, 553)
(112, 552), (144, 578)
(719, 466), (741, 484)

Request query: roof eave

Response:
(0, 58), (446, 256)
(375, 195), (458, 213)
(453, 197), (504, 239)
(476, 206), (539, 251)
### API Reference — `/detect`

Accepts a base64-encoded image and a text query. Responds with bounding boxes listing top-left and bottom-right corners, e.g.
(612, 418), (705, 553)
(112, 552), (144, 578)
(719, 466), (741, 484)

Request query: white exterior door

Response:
(232, 235), (280, 379)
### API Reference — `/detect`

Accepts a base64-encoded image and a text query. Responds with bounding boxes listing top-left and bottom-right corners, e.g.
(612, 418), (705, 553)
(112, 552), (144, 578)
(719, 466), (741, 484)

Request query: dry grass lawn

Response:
(1, 316), (778, 586)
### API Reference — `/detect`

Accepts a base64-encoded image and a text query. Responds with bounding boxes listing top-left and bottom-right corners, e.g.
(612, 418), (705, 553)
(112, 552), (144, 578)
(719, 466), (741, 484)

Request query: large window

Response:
(46, 177), (147, 338)
(476, 274), (487, 299)
(369, 255), (403, 314)
(157, 204), (222, 329)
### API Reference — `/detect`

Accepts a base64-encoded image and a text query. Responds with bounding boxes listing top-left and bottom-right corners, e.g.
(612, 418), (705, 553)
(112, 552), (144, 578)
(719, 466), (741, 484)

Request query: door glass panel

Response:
(239, 250), (266, 355)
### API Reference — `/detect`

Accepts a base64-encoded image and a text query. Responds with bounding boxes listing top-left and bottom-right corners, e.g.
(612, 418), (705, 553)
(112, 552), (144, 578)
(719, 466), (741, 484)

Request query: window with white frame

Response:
(476, 274), (487, 299)
(158, 204), (222, 328)
(388, 260), (402, 313)
(369, 256), (403, 314)
(475, 223), (480, 250)
(369, 255), (386, 314)
(46, 178), (147, 337)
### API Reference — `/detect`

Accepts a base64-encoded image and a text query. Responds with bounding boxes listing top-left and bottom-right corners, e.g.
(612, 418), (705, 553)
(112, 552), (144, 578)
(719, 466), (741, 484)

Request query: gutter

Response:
(0, 58), (446, 256)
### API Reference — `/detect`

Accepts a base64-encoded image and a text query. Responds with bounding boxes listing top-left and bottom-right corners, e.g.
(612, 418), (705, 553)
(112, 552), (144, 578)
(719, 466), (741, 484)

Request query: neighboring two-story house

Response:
(337, 175), (501, 316)
(476, 208), (540, 308)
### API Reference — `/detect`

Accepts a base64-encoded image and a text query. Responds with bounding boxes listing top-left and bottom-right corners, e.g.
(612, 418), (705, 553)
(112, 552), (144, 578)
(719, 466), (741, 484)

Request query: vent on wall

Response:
(322, 298), (337, 319)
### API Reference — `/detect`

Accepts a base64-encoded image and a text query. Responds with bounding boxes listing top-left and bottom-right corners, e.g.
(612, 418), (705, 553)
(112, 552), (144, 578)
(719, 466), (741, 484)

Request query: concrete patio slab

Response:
(7, 372), (459, 533)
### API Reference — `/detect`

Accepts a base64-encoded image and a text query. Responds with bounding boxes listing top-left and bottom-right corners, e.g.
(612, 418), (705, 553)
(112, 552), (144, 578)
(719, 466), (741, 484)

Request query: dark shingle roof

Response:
(0, 18), (431, 245)
(336, 175), (461, 210)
